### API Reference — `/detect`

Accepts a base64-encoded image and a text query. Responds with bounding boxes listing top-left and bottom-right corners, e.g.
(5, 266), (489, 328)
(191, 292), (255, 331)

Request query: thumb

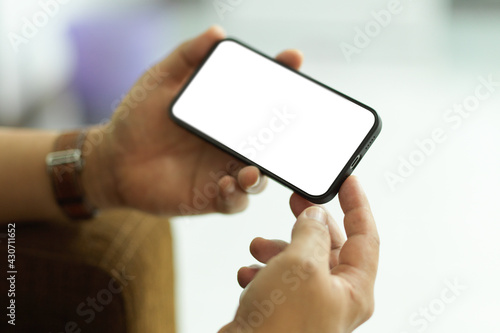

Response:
(288, 206), (331, 272)
(159, 25), (226, 83)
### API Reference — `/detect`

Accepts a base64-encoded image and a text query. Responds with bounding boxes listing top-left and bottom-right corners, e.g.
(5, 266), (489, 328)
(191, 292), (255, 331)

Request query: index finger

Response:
(287, 206), (332, 273)
(337, 176), (379, 277)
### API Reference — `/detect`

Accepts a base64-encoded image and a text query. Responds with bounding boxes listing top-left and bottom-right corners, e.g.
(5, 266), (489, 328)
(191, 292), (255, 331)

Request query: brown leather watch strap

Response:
(46, 130), (96, 220)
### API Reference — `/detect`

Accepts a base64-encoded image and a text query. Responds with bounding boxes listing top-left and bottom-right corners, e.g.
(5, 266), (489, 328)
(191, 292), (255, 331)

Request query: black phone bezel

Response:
(169, 38), (382, 204)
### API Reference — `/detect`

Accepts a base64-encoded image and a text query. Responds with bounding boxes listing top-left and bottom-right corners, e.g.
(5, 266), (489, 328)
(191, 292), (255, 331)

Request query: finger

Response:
(237, 265), (262, 288)
(290, 193), (346, 267)
(238, 166), (268, 194)
(216, 175), (249, 214)
(160, 25), (226, 84)
(249, 237), (288, 264)
(275, 49), (304, 70)
(239, 280), (253, 304)
(287, 206), (331, 272)
(289, 192), (315, 218)
(336, 176), (379, 277)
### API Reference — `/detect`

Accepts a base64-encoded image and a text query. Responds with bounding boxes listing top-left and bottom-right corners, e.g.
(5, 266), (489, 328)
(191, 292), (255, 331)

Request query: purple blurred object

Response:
(69, 7), (170, 124)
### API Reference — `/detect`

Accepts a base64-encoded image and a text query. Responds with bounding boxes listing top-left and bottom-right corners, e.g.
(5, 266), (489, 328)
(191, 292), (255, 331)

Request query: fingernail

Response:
(247, 174), (261, 191)
(304, 206), (327, 225)
(210, 25), (226, 37)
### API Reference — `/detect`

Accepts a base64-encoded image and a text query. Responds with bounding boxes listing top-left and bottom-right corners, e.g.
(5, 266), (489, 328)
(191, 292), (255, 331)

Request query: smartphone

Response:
(169, 38), (381, 204)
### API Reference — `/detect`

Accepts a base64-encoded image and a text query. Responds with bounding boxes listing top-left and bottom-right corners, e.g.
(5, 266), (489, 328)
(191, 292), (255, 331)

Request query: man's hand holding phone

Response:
(83, 26), (303, 216)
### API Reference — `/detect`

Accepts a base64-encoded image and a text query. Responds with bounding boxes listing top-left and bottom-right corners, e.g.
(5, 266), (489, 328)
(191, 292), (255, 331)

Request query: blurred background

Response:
(1, 0), (499, 332)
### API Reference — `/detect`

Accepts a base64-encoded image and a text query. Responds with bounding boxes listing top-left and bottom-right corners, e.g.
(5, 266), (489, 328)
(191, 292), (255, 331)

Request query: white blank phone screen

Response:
(172, 40), (375, 197)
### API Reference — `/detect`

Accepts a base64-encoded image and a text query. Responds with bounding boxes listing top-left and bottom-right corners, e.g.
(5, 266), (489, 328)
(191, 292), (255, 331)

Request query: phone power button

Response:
(350, 155), (361, 169)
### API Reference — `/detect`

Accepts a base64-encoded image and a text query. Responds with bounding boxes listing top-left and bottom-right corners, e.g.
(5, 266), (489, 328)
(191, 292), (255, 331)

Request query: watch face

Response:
(48, 132), (95, 219)
(46, 149), (82, 165)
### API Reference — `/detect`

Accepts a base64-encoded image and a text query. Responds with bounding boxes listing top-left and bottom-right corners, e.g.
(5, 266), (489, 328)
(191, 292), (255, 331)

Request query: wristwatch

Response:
(46, 130), (96, 220)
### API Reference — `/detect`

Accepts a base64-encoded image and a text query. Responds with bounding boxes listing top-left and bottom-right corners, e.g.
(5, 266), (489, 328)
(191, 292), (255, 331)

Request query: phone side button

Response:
(350, 155), (361, 169)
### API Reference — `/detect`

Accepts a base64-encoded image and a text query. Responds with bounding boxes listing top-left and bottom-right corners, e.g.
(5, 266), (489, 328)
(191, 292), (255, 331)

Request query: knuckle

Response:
(282, 252), (322, 276)
(302, 257), (323, 276)
(367, 233), (381, 253)
(281, 252), (303, 265)
(295, 220), (329, 239)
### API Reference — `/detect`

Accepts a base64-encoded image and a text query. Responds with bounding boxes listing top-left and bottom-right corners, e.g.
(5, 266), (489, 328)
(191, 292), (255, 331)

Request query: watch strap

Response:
(47, 131), (96, 220)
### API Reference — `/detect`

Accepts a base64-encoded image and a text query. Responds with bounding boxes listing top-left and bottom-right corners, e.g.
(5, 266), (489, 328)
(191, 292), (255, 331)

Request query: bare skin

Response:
(220, 176), (380, 333)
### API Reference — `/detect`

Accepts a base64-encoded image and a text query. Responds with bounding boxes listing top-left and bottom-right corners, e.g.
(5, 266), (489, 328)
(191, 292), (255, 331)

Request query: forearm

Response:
(0, 128), (64, 223)
(0, 126), (118, 224)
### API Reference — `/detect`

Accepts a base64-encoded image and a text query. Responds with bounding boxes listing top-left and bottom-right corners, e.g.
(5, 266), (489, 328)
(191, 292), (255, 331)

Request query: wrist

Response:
(81, 126), (121, 210)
